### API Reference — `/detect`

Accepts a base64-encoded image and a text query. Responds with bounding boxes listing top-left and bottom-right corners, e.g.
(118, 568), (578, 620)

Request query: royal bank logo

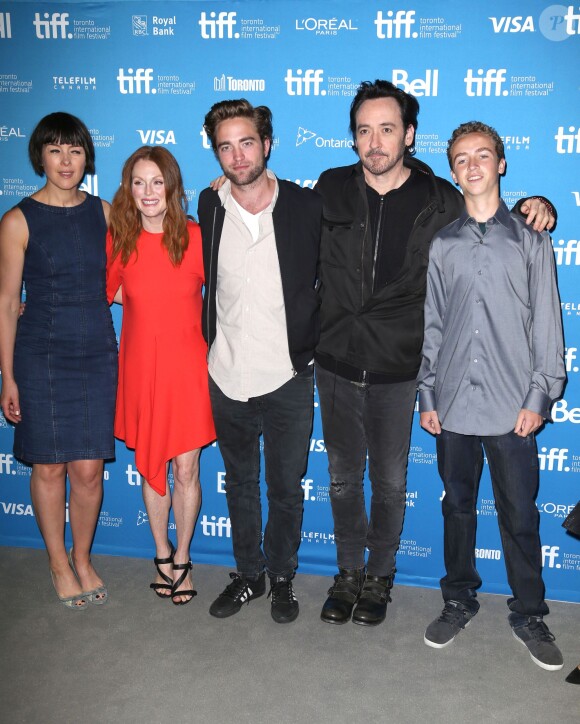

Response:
(375, 9), (417, 38)
(464, 68), (508, 97)
(0, 12), (11, 38)
(132, 15), (148, 36)
(555, 126), (580, 153)
(213, 74), (265, 92)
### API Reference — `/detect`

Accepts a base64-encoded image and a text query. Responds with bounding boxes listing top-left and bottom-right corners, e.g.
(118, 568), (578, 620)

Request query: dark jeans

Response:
(209, 367), (314, 579)
(437, 429), (549, 616)
(316, 363), (416, 577)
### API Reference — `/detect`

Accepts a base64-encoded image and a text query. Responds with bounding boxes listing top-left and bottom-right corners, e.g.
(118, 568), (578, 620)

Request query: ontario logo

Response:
(295, 126), (354, 149)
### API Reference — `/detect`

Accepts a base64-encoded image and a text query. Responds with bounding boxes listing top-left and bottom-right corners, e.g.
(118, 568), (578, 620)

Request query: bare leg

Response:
(30, 462), (83, 601)
(171, 449), (202, 602)
(68, 459), (106, 596)
(142, 470), (173, 596)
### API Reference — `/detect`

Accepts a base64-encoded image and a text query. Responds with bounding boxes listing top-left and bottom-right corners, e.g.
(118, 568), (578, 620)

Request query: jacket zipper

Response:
(206, 206), (218, 358)
(371, 195), (384, 292)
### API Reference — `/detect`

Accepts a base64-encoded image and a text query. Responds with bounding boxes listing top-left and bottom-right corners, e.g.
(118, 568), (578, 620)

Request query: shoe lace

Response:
(527, 617), (556, 643)
(223, 572), (253, 604)
(268, 579), (296, 604)
(438, 602), (469, 628)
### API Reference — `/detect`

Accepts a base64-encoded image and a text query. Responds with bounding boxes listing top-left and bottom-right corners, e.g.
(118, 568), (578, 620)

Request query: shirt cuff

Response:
(418, 389), (437, 413)
(522, 388), (553, 421)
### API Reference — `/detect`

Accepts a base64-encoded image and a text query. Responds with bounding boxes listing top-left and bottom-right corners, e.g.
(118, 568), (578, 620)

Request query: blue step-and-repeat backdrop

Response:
(1, 1), (579, 602)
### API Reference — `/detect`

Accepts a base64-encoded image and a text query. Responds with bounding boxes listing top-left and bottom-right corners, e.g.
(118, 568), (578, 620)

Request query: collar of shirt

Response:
(218, 168), (279, 213)
(457, 198), (512, 231)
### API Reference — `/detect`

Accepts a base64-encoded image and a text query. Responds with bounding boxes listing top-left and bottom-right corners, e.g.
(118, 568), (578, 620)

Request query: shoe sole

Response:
(424, 619), (471, 649)
(209, 589), (266, 618)
(351, 616), (385, 627)
(320, 614), (351, 625)
(271, 608), (299, 624)
(511, 628), (564, 671)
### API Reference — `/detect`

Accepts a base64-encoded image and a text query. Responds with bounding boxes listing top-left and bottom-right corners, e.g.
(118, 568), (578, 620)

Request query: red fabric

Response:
(107, 221), (215, 494)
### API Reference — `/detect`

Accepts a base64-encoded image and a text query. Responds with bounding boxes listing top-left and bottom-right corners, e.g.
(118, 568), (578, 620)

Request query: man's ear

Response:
(450, 169), (458, 186)
(498, 158), (506, 175)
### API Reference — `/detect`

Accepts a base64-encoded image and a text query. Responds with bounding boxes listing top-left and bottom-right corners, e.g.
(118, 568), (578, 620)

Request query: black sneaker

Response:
(509, 613), (563, 671)
(268, 576), (299, 624)
(209, 572), (265, 618)
(424, 600), (475, 648)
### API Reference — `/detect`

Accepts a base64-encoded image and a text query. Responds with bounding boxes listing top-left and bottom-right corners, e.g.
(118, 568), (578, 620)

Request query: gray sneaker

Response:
(424, 600), (475, 648)
(509, 613), (563, 671)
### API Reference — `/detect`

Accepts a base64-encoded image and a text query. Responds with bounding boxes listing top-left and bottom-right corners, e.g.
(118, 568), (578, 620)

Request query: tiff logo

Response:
(285, 69), (325, 96)
(0, 453), (14, 474)
(200, 515), (231, 537)
(572, 192), (580, 205)
(555, 126), (580, 154)
(537, 447), (569, 472)
(552, 239), (580, 265)
(541, 545), (560, 568)
(0, 12), (11, 38)
(117, 68), (155, 95)
(464, 69), (507, 96)
(565, 5), (580, 34)
(375, 10), (417, 38)
(33, 12), (71, 39)
(126, 464), (142, 486)
(199, 11), (238, 39)
(301, 478), (313, 501)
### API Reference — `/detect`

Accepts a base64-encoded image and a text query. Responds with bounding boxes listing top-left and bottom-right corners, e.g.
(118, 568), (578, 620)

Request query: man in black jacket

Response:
(316, 80), (554, 627)
(198, 99), (321, 624)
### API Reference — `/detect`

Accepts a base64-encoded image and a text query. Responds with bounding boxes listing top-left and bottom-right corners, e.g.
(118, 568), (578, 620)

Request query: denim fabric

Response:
(209, 366), (314, 578)
(316, 364), (416, 577)
(437, 429), (549, 616)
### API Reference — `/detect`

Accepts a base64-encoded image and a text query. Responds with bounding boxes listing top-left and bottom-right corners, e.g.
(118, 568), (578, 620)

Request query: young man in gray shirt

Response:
(417, 121), (565, 671)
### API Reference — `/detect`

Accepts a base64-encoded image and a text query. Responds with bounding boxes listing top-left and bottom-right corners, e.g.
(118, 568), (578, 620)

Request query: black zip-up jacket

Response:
(315, 157), (465, 381)
(198, 178), (322, 374)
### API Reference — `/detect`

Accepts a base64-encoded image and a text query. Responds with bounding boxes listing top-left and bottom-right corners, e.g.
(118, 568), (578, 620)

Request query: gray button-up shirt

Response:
(417, 200), (565, 436)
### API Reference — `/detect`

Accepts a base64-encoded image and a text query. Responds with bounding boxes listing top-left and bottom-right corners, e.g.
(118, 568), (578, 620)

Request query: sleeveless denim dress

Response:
(13, 194), (117, 463)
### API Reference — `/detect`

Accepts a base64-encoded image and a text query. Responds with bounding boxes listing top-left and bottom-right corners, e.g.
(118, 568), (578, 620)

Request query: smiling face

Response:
(214, 116), (269, 188)
(131, 158), (167, 232)
(41, 143), (87, 191)
(355, 97), (415, 181)
(450, 132), (506, 200)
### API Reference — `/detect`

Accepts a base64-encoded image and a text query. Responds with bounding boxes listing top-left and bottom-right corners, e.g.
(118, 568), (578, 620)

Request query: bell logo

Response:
(464, 68), (508, 96)
(552, 399), (580, 423)
(201, 515), (231, 537)
(117, 68), (156, 95)
(285, 69), (325, 96)
(33, 12), (71, 39)
(392, 69), (438, 97)
(217, 471), (226, 494)
(375, 10), (417, 39)
(199, 11), (238, 39)
(541, 545), (560, 568)
(555, 126), (580, 153)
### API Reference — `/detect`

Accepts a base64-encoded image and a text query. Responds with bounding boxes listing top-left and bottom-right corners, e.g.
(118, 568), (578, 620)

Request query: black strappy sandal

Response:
(171, 560), (197, 606)
(149, 541), (175, 598)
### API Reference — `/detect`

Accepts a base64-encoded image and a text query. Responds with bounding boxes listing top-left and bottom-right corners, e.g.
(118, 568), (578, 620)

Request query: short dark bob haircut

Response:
(28, 112), (95, 176)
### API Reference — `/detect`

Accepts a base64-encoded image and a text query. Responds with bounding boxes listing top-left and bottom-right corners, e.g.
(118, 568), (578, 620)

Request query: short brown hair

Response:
(203, 99), (273, 155)
(447, 121), (505, 168)
(28, 112), (95, 176)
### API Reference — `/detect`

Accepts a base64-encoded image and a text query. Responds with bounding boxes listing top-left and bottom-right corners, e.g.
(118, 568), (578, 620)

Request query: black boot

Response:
(351, 574), (393, 626)
(320, 568), (364, 624)
(566, 665), (580, 684)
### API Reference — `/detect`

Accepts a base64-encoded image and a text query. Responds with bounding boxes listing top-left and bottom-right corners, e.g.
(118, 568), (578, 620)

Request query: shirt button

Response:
(474, 329), (479, 334)
(474, 359), (478, 363)
(472, 386), (477, 391)
(475, 299), (481, 304)
(479, 240), (483, 244)
(478, 270), (482, 275)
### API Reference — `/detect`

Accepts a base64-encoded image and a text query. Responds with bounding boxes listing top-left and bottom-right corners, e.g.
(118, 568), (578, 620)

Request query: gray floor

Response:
(1, 547), (578, 724)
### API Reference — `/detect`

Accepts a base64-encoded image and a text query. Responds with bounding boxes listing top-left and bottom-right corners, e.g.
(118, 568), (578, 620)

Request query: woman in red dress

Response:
(107, 146), (215, 605)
